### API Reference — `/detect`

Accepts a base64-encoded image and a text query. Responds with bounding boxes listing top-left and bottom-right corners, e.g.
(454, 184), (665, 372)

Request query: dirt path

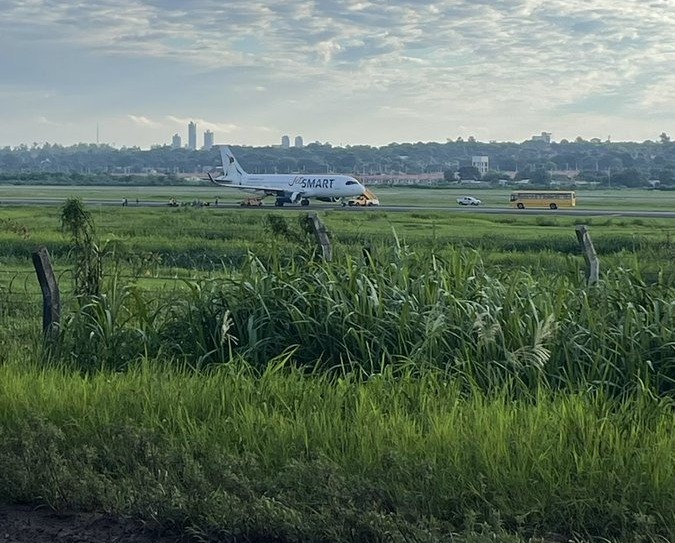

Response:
(0, 505), (182, 543)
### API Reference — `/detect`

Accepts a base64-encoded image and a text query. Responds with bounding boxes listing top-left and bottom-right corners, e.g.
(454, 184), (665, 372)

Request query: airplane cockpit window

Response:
(346, 180), (358, 185)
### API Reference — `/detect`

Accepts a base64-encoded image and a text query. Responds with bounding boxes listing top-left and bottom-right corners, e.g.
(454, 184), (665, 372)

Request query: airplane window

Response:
(346, 180), (358, 185)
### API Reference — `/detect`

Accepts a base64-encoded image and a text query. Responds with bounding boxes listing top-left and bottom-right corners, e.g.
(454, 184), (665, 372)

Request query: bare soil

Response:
(0, 505), (183, 543)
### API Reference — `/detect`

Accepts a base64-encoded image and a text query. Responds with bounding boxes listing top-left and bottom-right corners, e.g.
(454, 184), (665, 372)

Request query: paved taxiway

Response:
(1, 197), (674, 218)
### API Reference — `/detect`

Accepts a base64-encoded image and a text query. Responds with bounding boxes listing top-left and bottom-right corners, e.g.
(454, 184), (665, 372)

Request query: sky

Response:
(1, 0), (674, 149)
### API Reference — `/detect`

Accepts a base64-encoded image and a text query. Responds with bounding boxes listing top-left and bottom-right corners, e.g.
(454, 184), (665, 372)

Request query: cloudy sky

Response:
(1, 0), (674, 148)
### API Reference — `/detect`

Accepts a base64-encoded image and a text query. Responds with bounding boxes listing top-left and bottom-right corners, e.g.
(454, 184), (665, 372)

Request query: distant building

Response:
(294, 135), (304, 148)
(281, 135), (290, 148)
(472, 155), (489, 175)
(531, 132), (552, 143)
(358, 172), (445, 186)
(188, 121), (197, 150)
(171, 133), (182, 149)
(203, 129), (214, 150)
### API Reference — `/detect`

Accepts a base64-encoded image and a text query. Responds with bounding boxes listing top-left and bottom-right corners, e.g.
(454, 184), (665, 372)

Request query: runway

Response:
(1, 197), (674, 218)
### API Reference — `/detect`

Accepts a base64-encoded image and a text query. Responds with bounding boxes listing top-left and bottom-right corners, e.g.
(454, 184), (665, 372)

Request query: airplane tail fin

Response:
(219, 146), (246, 183)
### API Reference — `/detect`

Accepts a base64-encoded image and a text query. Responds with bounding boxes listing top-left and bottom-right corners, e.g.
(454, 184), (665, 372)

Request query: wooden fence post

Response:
(32, 246), (60, 338)
(306, 213), (333, 262)
(575, 225), (600, 285)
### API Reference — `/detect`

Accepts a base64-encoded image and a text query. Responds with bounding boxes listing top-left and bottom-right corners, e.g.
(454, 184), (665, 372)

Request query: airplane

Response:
(207, 146), (366, 207)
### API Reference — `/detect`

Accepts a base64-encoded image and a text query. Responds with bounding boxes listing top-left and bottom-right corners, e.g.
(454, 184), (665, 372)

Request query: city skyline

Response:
(1, 1), (674, 149)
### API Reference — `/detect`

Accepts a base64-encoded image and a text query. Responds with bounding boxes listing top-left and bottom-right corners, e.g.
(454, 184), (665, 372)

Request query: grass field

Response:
(1, 183), (675, 210)
(0, 189), (673, 542)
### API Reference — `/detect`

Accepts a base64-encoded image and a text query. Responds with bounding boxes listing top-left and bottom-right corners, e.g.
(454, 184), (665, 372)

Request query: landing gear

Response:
(301, 198), (310, 206)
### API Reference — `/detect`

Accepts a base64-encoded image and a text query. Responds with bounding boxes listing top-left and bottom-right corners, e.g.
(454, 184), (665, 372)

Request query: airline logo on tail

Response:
(220, 147), (245, 182)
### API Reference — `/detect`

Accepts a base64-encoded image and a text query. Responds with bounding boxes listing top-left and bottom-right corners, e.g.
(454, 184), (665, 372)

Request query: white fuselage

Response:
(211, 146), (367, 203)
(239, 174), (365, 198)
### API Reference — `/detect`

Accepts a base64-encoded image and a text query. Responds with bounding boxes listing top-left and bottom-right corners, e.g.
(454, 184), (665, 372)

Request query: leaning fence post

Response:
(32, 246), (60, 338)
(306, 212), (333, 262)
(575, 225), (600, 285)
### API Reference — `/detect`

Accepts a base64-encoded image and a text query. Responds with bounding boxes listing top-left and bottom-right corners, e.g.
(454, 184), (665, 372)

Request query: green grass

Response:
(0, 196), (673, 542)
(1, 184), (675, 210)
(0, 360), (672, 542)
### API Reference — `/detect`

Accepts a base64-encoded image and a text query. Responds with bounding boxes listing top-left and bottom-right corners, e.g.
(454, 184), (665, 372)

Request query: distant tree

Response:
(481, 171), (502, 184)
(529, 169), (551, 185)
(609, 168), (647, 187)
(658, 169), (675, 183)
(458, 165), (480, 180)
(443, 169), (457, 182)
(659, 132), (671, 144)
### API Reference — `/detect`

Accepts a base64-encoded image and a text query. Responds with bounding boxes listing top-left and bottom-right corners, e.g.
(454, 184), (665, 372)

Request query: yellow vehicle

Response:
(510, 190), (576, 209)
(239, 196), (263, 207)
(347, 189), (380, 207)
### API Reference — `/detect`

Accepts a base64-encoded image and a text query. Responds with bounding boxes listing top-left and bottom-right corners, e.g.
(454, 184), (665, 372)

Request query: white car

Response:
(457, 196), (482, 206)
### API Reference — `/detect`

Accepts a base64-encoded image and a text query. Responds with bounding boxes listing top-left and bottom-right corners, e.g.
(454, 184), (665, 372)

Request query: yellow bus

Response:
(509, 190), (576, 209)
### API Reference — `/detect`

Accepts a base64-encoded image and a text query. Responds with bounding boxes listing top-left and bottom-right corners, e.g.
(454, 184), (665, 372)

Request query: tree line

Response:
(1, 135), (674, 187)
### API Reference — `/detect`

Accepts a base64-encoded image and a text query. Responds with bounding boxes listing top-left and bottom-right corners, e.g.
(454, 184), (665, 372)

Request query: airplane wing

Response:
(207, 173), (305, 199)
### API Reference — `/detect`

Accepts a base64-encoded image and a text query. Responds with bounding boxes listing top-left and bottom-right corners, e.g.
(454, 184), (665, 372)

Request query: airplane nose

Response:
(359, 182), (366, 195)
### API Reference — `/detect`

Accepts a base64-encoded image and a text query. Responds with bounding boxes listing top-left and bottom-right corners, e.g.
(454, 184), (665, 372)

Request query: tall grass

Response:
(0, 360), (672, 541)
(58, 245), (673, 395)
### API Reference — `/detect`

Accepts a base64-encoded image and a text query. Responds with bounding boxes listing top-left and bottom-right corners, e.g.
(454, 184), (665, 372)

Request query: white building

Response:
(203, 130), (214, 150)
(188, 121), (197, 150)
(281, 135), (290, 148)
(531, 132), (552, 143)
(171, 133), (182, 149)
(472, 155), (489, 175)
(294, 135), (304, 148)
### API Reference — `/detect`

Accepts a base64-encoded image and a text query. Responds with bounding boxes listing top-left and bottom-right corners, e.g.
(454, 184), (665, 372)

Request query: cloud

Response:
(166, 116), (238, 134)
(127, 115), (161, 127)
(36, 116), (58, 126)
(2, 0), (675, 147)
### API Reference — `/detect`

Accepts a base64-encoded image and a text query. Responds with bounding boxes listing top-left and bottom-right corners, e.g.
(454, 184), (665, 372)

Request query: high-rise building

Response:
(188, 121), (197, 150)
(281, 135), (290, 148)
(203, 130), (214, 150)
(294, 135), (304, 148)
(172, 133), (182, 149)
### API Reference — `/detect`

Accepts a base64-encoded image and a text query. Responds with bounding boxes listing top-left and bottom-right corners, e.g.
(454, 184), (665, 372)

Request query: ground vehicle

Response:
(347, 189), (379, 206)
(509, 190), (576, 209)
(457, 196), (481, 206)
(239, 196), (263, 207)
